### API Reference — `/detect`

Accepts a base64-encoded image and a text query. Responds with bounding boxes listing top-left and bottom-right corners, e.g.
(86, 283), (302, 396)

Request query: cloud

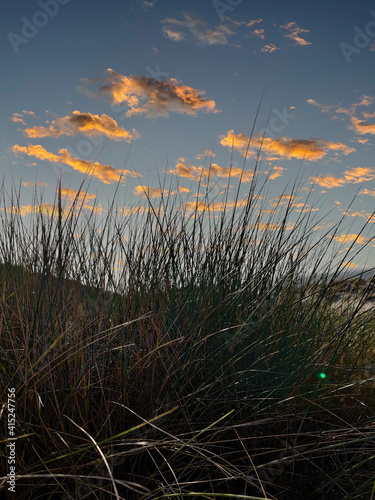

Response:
(195, 149), (216, 160)
(141, 0), (156, 9)
(311, 166), (375, 189)
(219, 130), (355, 161)
(161, 12), (234, 45)
(362, 111), (375, 119)
(162, 28), (185, 41)
(4, 203), (70, 218)
(118, 205), (149, 217)
(311, 174), (346, 189)
(330, 233), (368, 245)
(280, 21), (311, 46)
(60, 188), (102, 214)
(134, 185), (190, 198)
(343, 261), (358, 268)
(354, 95), (375, 107)
(78, 69), (220, 118)
(22, 181), (48, 188)
(306, 98), (335, 113)
(24, 110), (140, 141)
(268, 166), (286, 179)
(12, 144), (61, 162)
(343, 166), (375, 183)
(269, 194), (296, 208)
(134, 186), (168, 198)
(261, 44), (280, 53)
(349, 115), (375, 135)
(341, 209), (375, 222)
(252, 28), (265, 39)
(335, 107), (353, 116)
(168, 158), (253, 182)
(10, 110), (37, 126)
(247, 18), (262, 27)
(12, 144), (139, 185)
(360, 188), (375, 196)
(180, 198), (249, 213)
(61, 188), (96, 203)
(356, 138), (369, 144)
(332, 96), (375, 136)
(10, 113), (27, 126)
(255, 221), (295, 231)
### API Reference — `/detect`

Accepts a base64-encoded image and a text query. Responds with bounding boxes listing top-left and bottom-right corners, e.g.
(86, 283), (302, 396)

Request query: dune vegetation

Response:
(1, 146), (375, 499)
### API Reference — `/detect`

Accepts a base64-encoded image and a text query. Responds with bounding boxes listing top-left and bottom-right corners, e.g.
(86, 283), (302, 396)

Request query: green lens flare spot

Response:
(318, 372), (326, 379)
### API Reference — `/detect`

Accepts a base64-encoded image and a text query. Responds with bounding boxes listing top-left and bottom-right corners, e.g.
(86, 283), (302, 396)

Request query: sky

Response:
(2, 0), (375, 272)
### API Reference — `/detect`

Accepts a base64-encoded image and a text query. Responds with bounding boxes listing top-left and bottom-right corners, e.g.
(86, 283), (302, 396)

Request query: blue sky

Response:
(2, 0), (375, 270)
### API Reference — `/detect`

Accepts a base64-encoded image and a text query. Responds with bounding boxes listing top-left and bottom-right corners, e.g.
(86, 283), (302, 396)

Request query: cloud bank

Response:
(12, 144), (139, 185)
(24, 111), (140, 141)
(219, 130), (354, 161)
(78, 69), (220, 118)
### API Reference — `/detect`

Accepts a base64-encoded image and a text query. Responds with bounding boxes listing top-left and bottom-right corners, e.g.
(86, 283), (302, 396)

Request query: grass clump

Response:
(0, 151), (375, 500)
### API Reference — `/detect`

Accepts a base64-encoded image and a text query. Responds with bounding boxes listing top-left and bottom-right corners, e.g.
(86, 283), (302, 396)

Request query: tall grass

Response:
(0, 149), (375, 499)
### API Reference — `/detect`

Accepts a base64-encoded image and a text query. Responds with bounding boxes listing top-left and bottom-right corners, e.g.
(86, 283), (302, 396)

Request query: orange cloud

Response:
(168, 158), (253, 182)
(256, 221), (295, 231)
(78, 69), (220, 118)
(306, 99), (334, 113)
(342, 209), (375, 222)
(354, 95), (375, 107)
(133, 186), (168, 198)
(219, 130), (354, 161)
(61, 188), (96, 203)
(360, 188), (375, 196)
(118, 205), (149, 217)
(311, 175), (346, 189)
(280, 21), (311, 46)
(344, 167), (375, 183)
(12, 144), (61, 162)
(343, 261), (358, 269)
(180, 198), (249, 213)
(5, 203), (70, 218)
(268, 166), (285, 179)
(133, 185), (190, 198)
(252, 28), (265, 39)
(195, 149), (216, 160)
(261, 44), (280, 53)
(10, 113), (27, 125)
(361, 111), (375, 119)
(350, 115), (375, 135)
(311, 167), (375, 189)
(12, 144), (139, 185)
(330, 233), (368, 245)
(269, 194), (296, 208)
(24, 110), (140, 142)
(247, 18), (263, 27)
